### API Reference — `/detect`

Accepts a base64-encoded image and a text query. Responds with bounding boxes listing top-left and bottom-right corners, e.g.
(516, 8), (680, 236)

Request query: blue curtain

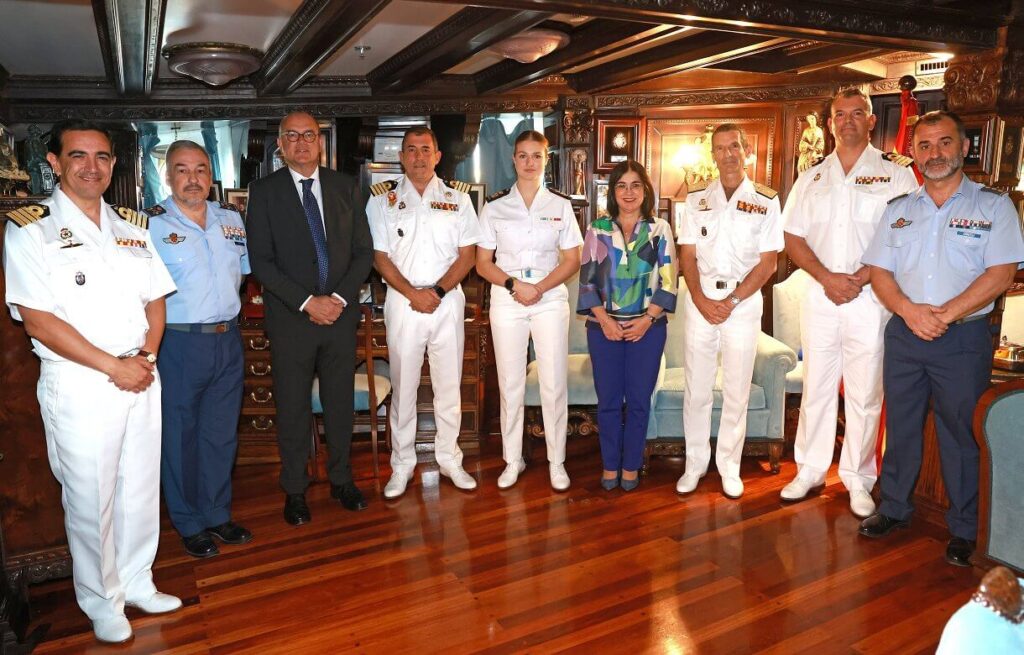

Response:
(200, 121), (222, 183)
(139, 123), (162, 209)
(467, 115), (535, 196)
(229, 121), (250, 188)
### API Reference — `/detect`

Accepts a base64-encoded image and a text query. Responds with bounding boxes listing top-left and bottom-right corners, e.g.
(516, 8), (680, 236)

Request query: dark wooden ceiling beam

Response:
(253, 0), (391, 97)
(418, 0), (1004, 51)
(367, 7), (552, 94)
(94, 0), (166, 96)
(710, 43), (884, 74)
(566, 32), (791, 94)
(473, 20), (677, 94)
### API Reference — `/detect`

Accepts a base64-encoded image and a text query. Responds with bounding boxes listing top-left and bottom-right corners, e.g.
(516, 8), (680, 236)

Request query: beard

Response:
(920, 152), (964, 181)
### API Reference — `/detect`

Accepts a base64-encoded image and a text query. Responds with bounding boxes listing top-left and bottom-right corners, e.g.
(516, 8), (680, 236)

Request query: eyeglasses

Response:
(282, 130), (318, 143)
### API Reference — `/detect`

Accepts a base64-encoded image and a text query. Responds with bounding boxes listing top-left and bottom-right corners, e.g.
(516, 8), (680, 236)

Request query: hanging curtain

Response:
(200, 121), (222, 183)
(139, 123), (162, 209)
(228, 121), (250, 189)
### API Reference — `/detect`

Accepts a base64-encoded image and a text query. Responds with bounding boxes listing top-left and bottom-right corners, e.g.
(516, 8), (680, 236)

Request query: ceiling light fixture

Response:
(354, 45), (372, 59)
(162, 42), (263, 87)
(489, 29), (570, 64)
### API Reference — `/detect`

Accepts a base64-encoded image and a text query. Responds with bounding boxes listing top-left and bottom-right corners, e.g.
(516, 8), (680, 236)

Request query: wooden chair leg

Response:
(769, 441), (782, 474)
(309, 415), (327, 482)
(368, 406), (380, 483)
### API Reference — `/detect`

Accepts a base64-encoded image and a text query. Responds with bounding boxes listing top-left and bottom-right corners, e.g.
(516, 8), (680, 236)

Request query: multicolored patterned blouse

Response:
(577, 216), (678, 319)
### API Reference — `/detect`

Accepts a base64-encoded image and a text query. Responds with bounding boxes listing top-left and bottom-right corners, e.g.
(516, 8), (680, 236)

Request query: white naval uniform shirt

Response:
(367, 175), (481, 288)
(783, 144), (919, 274)
(676, 176), (784, 283)
(3, 187), (176, 361)
(478, 185), (582, 275)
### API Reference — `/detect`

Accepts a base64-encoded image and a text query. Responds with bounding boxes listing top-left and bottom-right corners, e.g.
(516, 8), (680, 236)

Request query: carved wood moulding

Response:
(5, 547), (72, 586)
(944, 51), (1004, 113)
(562, 108), (594, 144)
(869, 74), (944, 94)
(596, 83), (837, 109)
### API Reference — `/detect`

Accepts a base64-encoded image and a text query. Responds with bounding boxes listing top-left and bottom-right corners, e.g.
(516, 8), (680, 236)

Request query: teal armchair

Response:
(974, 380), (1024, 573)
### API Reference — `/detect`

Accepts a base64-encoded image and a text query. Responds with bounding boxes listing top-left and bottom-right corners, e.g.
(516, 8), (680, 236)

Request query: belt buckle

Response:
(525, 268), (532, 278)
(716, 281), (727, 289)
(215, 323), (227, 333)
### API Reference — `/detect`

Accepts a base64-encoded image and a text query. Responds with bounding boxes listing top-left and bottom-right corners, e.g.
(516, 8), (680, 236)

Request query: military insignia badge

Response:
(890, 217), (912, 229)
(444, 190), (453, 200)
(855, 176), (891, 185)
(162, 232), (186, 245)
(429, 201), (458, 212)
(813, 173), (822, 182)
(75, 271), (85, 286)
(698, 198), (707, 208)
(736, 200), (768, 216)
(398, 201), (406, 210)
(115, 237), (148, 248)
(59, 227), (72, 240)
(387, 190), (397, 207)
(221, 225), (246, 244)
(701, 226), (708, 237)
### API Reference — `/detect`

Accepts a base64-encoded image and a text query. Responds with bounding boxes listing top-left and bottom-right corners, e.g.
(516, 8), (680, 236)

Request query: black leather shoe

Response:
(183, 532), (219, 558)
(858, 513), (909, 538)
(331, 482), (368, 511)
(283, 493), (311, 525)
(206, 521), (253, 545)
(946, 537), (976, 567)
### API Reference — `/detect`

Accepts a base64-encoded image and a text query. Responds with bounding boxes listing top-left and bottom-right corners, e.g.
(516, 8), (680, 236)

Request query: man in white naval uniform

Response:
(367, 126), (482, 499)
(676, 123), (784, 499)
(781, 87), (919, 517)
(3, 121), (180, 644)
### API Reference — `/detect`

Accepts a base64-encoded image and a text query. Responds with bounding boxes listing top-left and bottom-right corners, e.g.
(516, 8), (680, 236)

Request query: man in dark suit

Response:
(246, 111), (374, 524)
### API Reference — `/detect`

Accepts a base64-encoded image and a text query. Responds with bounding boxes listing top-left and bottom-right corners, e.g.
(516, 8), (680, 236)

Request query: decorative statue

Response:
(572, 149), (587, 197)
(25, 124), (54, 195)
(798, 113), (825, 173)
(0, 125), (30, 195)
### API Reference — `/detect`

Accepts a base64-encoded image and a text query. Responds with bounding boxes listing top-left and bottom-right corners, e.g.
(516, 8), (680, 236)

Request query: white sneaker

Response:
(676, 470), (705, 494)
(849, 489), (876, 518)
(125, 591), (182, 615)
(549, 463), (570, 491)
(722, 476), (744, 499)
(93, 615), (132, 644)
(497, 460), (526, 489)
(439, 465), (477, 490)
(780, 478), (822, 502)
(384, 470), (412, 499)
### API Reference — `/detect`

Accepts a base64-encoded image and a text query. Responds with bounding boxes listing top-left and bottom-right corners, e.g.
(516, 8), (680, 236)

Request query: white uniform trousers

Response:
(489, 283), (570, 465)
(384, 286), (466, 473)
(794, 281), (887, 492)
(682, 289), (762, 480)
(37, 360), (161, 622)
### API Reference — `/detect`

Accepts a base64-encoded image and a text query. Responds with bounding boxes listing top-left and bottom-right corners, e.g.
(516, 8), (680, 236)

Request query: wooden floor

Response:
(25, 437), (982, 654)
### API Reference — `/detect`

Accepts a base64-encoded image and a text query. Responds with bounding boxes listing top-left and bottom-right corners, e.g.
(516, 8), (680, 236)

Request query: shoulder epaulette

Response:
(5, 203), (50, 228)
(443, 179), (472, 194)
(112, 205), (148, 230)
(218, 201), (241, 212)
(144, 204), (166, 217)
(754, 182), (778, 200)
(887, 192), (911, 205)
(370, 179), (397, 197)
(687, 180), (709, 193)
(808, 156), (825, 168)
(487, 187), (511, 203)
(882, 151), (914, 168)
(548, 187), (571, 200)
(980, 186), (1008, 196)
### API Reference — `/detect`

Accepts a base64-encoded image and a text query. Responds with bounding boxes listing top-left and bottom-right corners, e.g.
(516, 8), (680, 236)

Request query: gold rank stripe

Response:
(112, 205), (148, 229)
(430, 201), (458, 212)
(444, 179), (471, 194)
(370, 180), (397, 197)
(5, 204), (50, 227)
(736, 200), (767, 215)
(855, 176), (891, 185)
(115, 237), (148, 248)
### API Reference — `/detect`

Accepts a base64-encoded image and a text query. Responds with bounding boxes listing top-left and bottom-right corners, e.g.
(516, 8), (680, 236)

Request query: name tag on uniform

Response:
(539, 216), (562, 222)
(736, 200), (767, 216)
(855, 176), (891, 185)
(222, 225), (247, 244)
(115, 237), (148, 249)
(429, 201), (458, 212)
(948, 217), (991, 232)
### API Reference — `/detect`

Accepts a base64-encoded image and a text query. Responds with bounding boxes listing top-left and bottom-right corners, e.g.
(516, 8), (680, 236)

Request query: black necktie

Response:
(301, 178), (329, 294)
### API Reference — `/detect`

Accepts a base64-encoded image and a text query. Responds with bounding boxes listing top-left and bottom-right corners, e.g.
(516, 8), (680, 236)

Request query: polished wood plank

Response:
(25, 437), (979, 653)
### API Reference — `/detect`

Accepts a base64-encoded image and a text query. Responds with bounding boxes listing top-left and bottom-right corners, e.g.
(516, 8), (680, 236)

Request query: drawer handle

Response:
(250, 387), (273, 404)
(250, 416), (274, 431)
(248, 361), (272, 376)
(249, 336), (270, 350)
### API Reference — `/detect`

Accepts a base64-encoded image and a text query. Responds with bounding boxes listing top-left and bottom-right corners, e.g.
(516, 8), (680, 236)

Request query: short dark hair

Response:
(402, 126), (438, 150)
(915, 109), (967, 142)
(48, 120), (114, 156)
(514, 130), (548, 150)
(606, 160), (656, 221)
(711, 123), (749, 151)
(165, 140), (209, 164)
(831, 86), (873, 115)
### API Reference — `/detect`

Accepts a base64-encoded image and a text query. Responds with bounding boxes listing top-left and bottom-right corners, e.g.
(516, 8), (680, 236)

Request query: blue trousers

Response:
(158, 327), (244, 538)
(587, 320), (666, 472)
(878, 316), (992, 540)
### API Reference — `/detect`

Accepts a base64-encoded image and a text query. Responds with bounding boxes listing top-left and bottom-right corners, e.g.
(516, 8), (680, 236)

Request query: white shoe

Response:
(92, 615), (132, 643)
(849, 489), (876, 518)
(439, 465), (477, 490)
(384, 470), (412, 499)
(722, 476), (744, 499)
(549, 463), (570, 491)
(125, 591), (182, 615)
(780, 477), (823, 502)
(497, 460), (526, 489)
(676, 470), (705, 494)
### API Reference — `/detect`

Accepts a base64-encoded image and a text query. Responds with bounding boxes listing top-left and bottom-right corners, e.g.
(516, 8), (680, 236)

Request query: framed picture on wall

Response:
(225, 188), (249, 216)
(207, 180), (223, 202)
(997, 124), (1023, 184)
(596, 118), (646, 173)
(593, 178), (609, 222)
(468, 183), (486, 216)
(963, 117), (996, 176)
(367, 162), (403, 189)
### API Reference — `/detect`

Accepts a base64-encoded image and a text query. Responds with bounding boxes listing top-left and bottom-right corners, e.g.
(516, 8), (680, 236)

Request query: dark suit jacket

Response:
(246, 166), (373, 327)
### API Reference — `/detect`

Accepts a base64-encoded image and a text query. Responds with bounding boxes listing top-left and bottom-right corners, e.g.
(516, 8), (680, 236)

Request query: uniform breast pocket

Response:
(943, 229), (987, 275)
(538, 220), (562, 250)
(387, 211), (415, 250)
(47, 249), (92, 311)
(852, 189), (887, 224)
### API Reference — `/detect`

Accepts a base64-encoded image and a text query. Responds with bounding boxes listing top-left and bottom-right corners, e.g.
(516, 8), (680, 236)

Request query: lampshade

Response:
(488, 29), (570, 64)
(163, 42), (263, 87)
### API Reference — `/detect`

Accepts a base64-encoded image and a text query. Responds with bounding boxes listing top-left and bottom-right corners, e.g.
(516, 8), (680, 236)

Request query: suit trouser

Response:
(269, 308), (358, 494)
(158, 327), (244, 537)
(489, 283), (570, 465)
(682, 289), (762, 480)
(793, 282), (888, 492)
(385, 286), (466, 473)
(878, 316), (990, 540)
(37, 361), (161, 622)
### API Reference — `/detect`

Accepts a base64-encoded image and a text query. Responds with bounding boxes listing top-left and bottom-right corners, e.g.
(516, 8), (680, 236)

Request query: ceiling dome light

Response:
(489, 29), (570, 64)
(163, 42), (263, 87)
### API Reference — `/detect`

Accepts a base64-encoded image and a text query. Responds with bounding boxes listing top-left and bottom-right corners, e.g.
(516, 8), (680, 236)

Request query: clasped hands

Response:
(597, 314), (653, 342)
(305, 295), (345, 325)
(822, 270), (869, 305)
(510, 280), (542, 306)
(694, 294), (735, 325)
(108, 355), (155, 393)
(903, 302), (959, 341)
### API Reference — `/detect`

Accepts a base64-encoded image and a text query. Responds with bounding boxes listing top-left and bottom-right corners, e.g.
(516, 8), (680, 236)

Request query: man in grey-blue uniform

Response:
(149, 141), (253, 558)
(859, 110), (1024, 567)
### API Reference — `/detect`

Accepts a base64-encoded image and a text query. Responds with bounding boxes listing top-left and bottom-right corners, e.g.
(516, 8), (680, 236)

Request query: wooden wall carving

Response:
(944, 51), (1004, 114)
(597, 83), (836, 109)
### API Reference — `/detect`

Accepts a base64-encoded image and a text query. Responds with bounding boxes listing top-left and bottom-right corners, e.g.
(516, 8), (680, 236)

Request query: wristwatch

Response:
(137, 349), (157, 364)
(645, 313), (657, 324)
(432, 285), (447, 299)
(729, 294), (741, 307)
(504, 277), (516, 295)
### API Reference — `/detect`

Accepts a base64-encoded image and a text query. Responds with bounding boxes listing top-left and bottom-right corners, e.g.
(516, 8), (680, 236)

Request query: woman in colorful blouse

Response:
(577, 160), (678, 491)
